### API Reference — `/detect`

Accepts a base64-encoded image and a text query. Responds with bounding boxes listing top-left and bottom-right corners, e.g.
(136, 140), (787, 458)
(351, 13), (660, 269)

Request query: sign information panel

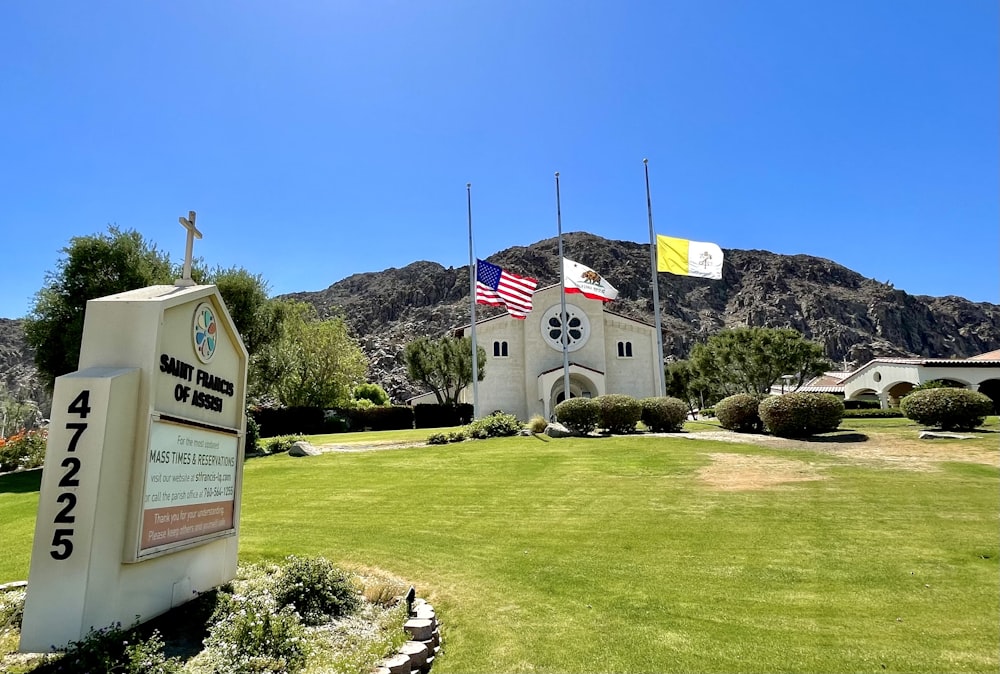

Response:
(140, 420), (238, 553)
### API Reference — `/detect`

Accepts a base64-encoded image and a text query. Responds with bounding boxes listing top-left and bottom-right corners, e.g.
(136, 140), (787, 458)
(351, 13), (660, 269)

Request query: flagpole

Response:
(467, 183), (480, 420)
(555, 172), (571, 404)
(644, 159), (667, 397)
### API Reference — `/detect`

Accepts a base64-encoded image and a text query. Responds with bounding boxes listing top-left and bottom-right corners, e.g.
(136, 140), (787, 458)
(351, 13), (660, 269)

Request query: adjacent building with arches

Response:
(840, 350), (1000, 410)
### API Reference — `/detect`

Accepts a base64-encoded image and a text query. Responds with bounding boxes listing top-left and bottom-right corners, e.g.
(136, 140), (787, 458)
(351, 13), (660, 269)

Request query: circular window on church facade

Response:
(540, 304), (590, 352)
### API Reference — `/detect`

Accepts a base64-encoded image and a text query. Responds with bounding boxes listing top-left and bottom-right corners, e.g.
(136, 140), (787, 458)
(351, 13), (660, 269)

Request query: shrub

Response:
(260, 434), (302, 454)
(273, 555), (360, 626)
(842, 407), (903, 418)
(353, 383), (390, 406)
(46, 620), (181, 674)
(554, 398), (601, 434)
(467, 411), (522, 438)
(595, 394), (642, 434)
(448, 430), (467, 443)
(426, 432), (449, 445)
(414, 403), (474, 429)
(759, 393), (844, 437)
(346, 405), (414, 432)
(203, 594), (308, 673)
(843, 399), (881, 410)
(0, 429), (47, 473)
(527, 414), (548, 434)
(715, 394), (764, 433)
(700, 407), (716, 418)
(900, 388), (993, 430)
(245, 413), (261, 455)
(323, 409), (351, 432)
(640, 397), (689, 432)
(251, 406), (326, 437)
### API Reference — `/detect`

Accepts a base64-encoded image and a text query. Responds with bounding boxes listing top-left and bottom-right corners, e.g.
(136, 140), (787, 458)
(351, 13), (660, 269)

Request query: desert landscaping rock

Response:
(288, 440), (321, 456)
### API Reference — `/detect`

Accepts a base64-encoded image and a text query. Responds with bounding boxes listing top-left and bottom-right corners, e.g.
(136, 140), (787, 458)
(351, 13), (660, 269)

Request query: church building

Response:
(413, 284), (662, 420)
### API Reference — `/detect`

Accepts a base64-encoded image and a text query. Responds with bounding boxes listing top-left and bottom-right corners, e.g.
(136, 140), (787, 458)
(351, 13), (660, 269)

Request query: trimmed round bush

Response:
(900, 388), (993, 430)
(715, 394), (763, 433)
(596, 394), (642, 434)
(759, 392), (844, 437)
(272, 555), (359, 625)
(640, 397), (689, 432)
(554, 397), (601, 434)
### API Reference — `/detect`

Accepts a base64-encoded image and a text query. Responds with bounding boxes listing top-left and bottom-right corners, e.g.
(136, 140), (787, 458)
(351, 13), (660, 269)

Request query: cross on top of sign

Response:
(175, 211), (202, 287)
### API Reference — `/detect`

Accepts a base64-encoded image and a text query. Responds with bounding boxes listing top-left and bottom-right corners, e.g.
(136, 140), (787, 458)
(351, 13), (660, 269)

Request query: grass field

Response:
(2, 420), (998, 672)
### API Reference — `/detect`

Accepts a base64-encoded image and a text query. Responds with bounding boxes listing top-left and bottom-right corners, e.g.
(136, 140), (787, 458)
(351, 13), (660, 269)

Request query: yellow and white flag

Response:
(656, 235), (724, 280)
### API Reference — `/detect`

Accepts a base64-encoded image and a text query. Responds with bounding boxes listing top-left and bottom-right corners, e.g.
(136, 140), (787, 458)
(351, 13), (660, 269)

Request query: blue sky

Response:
(2, 1), (996, 320)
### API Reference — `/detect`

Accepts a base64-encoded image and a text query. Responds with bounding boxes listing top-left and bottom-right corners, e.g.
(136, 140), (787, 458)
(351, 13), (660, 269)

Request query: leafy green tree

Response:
(24, 227), (174, 389)
(266, 302), (368, 408)
(665, 359), (724, 414)
(24, 226), (288, 398)
(404, 336), (486, 405)
(690, 327), (829, 397)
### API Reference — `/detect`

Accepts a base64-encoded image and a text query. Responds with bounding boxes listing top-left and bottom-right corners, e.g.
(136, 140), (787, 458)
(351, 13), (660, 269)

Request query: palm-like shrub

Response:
(900, 388), (993, 430)
(554, 398), (600, 434)
(640, 397), (689, 432)
(759, 393), (844, 437)
(596, 394), (642, 434)
(715, 394), (763, 433)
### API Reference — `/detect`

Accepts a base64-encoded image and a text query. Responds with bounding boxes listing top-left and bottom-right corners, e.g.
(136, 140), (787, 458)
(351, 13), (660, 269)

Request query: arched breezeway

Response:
(538, 364), (605, 420)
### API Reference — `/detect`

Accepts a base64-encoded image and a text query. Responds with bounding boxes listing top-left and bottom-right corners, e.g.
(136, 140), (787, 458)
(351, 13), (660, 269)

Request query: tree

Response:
(24, 227), (174, 389)
(265, 302), (368, 408)
(404, 336), (486, 405)
(665, 359), (723, 415)
(24, 226), (287, 397)
(690, 327), (829, 397)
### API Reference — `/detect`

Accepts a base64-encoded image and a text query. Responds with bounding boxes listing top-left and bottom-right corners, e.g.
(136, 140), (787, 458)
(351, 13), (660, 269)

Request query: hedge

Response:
(414, 403), (474, 429)
(640, 397), (689, 432)
(554, 398), (601, 434)
(596, 394), (643, 434)
(900, 388), (993, 430)
(344, 405), (414, 431)
(758, 393), (844, 438)
(842, 408), (903, 418)
(715, 394), (763, 433)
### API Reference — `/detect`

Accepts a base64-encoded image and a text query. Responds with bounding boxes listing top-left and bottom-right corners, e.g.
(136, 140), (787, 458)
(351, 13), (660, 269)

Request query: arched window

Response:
(617, 341), (633, 358)
(493, 340), (509, 357)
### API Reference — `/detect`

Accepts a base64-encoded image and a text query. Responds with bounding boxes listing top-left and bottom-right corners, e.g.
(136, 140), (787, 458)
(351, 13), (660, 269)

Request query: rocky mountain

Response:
(0, 318), (49, 418)
(3, 233), (997, 408)
(285, 232), (1000, 402)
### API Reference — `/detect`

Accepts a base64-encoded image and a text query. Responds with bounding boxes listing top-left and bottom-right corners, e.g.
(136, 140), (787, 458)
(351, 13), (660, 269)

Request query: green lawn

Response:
(2, 423), (998, 672)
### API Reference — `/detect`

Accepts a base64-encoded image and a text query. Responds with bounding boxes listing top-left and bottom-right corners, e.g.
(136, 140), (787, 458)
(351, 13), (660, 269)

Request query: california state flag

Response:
(562, 258), (619, 302)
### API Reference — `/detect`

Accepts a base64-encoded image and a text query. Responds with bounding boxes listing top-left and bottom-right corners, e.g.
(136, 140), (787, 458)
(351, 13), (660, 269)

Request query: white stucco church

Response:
(410, 284), (662, 420)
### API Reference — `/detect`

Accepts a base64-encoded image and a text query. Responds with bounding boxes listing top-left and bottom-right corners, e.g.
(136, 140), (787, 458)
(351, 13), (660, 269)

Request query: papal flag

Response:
(656, 235), (724, 280)
(563, 258), (619, 302)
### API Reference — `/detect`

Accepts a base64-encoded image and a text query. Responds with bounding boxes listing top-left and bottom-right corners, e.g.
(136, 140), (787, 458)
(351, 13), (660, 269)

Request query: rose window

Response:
(540, 304), (590, 352)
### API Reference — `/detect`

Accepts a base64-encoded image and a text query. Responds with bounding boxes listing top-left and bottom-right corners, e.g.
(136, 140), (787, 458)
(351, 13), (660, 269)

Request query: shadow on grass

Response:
(0, 468), (41, 494)
(801, 432), (869, 444)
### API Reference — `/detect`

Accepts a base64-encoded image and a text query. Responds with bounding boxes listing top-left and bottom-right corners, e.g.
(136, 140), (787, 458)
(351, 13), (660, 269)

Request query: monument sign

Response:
(20, 215), (248, 652)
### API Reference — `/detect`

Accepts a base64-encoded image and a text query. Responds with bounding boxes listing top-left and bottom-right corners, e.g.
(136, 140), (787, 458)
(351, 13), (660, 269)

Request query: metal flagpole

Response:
(555, 172), (571, 403)
(467, 183), (480, 420)
(644, 159), (667, 397)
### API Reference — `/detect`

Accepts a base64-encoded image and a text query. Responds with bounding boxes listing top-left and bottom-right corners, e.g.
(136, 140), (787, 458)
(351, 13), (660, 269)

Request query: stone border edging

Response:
(376, 597), (441, 674)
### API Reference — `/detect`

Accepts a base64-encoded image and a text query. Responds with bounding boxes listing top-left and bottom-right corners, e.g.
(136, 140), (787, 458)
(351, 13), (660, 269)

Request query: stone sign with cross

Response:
(19, 215), (248, 653)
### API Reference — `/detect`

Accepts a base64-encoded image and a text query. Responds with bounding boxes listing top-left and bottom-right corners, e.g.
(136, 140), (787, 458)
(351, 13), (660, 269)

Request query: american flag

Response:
(475, 259), (537, 319)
